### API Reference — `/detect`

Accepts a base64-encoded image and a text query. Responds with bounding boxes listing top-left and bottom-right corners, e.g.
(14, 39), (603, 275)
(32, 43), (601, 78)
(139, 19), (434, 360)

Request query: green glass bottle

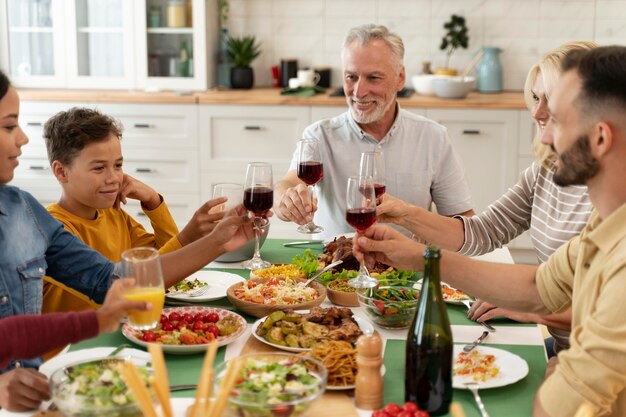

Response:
(405, 245), (453, 416)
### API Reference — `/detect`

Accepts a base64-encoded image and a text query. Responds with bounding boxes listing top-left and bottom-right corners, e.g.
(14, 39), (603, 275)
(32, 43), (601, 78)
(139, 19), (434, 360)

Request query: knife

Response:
(283, 240), (324, 247)
(463, 330), (490, 353)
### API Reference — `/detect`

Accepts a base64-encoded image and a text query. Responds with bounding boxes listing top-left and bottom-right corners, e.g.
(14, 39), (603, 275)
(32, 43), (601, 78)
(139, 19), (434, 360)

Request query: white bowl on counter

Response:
(412, 74), (450, 96)
(432, 76), (476, 99)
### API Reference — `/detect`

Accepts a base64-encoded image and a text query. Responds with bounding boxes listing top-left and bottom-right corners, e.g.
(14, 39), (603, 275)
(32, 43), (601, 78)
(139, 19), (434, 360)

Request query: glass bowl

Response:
(356, 285), (420, 329)
(215, 352), (327, 417)
(49, 357), (154, 417)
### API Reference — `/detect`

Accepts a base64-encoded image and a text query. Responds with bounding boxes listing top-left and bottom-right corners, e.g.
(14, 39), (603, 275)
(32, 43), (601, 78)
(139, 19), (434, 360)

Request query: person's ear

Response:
(398, 66), (406, 91)
(592, 121), (613, 159)
(51, 160), (69, 183)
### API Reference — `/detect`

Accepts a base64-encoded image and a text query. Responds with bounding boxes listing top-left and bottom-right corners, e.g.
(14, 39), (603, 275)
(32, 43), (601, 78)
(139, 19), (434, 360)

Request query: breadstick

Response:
(148, 344), (173, 417)
(119, 361), (158, 417)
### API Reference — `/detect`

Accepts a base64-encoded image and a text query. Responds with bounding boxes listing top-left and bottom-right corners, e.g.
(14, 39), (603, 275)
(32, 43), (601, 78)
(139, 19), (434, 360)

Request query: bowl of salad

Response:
(49, 357), (154, 417)
(215, 352), (327, 417)
(356, 282), (420, 329)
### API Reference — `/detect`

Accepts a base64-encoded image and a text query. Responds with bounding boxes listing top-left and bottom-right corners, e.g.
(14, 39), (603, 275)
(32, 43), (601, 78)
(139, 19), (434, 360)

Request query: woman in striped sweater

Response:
(377, 41), (597, 355)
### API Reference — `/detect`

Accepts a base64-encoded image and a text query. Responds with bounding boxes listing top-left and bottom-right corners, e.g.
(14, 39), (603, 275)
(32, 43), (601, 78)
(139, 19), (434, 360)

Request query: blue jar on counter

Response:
(476, 46), (503, 93)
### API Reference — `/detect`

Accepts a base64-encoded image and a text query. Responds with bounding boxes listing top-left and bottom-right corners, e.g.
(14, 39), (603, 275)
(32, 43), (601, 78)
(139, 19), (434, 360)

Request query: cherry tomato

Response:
(141, 331), (157, 342)
(402, 402), (419, 413)
(372, 410), (392, 417)
(177, 320), (189, 331)
(168, 312), (181, 321)
(383, 403), (402, 416)
(397, 411), (413, 417)
(206, 312), (220, 323)
(183, 313), (195, 323)
(160, 314), (168, 324)
(206, 324), (219, 338)
(193, 321), (206, 332)
(414, 411), (429, 417)
(193, 313), (204, 322)
(162, 322), (174, 331)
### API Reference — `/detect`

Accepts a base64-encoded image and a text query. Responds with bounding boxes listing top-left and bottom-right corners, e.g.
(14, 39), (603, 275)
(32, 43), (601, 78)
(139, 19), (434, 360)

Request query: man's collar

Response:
(0, 186), (8, 216)
(585, 202), (626, 254)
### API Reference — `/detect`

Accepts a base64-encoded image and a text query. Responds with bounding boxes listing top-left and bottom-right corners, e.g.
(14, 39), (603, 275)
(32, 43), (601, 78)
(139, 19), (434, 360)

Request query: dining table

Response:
(6, 239), (547, 417)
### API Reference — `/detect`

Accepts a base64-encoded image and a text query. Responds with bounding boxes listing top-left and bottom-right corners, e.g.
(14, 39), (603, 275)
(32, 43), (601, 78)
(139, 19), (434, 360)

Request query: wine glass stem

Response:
(359, 261), (369, 277)
(308, 185), (316, 219)
(252, 217), (261, 259)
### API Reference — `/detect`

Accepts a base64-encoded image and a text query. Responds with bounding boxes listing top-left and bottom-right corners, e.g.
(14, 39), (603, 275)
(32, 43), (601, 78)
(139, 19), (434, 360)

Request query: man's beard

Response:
(553, 134), (600, 186)
(349, 96), (394, 125)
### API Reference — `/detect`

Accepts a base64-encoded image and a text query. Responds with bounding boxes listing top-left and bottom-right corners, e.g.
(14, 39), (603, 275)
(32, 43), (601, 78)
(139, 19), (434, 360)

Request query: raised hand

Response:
(352, 225), (423, 271)
(376, 193), (413, 224)
(177, 197), (228, 245)
(208, 204), (256, 253)
(275, 183), (316, 225)
(96, 278), (150, 333)
(0, 368), (50, 411)
(114, 174), (161, 211)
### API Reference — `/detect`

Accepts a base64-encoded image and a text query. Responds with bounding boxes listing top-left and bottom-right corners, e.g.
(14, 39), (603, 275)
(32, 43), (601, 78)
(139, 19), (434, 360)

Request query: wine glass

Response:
(296, 139), (324, 233)
(360, 151), (386, 206)
(210, 183), (244, 214)
(241, 162), (273, 270)
(346, 176), (378, 289)
(119, 247), (165, 330)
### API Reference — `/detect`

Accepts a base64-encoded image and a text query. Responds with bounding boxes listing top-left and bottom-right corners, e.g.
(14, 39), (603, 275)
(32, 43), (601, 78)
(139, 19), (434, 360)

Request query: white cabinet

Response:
(0, 0), (216, 90)
(198, 104), (311, 238)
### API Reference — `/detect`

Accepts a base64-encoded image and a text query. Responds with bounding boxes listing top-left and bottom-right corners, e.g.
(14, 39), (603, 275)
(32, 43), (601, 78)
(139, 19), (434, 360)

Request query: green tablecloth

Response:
(69, 238), (547, 414)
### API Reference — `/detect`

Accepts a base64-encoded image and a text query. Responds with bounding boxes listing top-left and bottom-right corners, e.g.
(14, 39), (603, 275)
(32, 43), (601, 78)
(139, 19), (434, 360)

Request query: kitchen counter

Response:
(18, 87), (526, 109)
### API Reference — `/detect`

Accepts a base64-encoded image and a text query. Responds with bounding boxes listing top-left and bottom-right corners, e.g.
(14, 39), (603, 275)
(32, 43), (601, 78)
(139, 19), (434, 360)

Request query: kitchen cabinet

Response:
(0, 0), (216, 90)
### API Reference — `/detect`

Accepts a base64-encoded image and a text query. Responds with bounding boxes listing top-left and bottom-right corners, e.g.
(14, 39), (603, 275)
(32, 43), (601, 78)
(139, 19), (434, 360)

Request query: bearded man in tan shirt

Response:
(352, 45), (626, 417)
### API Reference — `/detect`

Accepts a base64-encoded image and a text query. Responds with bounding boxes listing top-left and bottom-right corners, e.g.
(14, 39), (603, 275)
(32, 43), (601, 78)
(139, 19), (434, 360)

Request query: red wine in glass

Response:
(346, 208), (377, 232)
(374, 183), (386, 199)
(297, 161), (324, 185)
(244, 187), (273, 217)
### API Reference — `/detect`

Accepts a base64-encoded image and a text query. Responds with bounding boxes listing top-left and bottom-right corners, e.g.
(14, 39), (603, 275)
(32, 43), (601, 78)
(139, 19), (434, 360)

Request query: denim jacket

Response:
(0, 185), (114, 372)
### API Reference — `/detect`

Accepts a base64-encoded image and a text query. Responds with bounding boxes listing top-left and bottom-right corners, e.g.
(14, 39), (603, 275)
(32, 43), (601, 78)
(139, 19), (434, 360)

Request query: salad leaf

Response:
(291, 249), (320, 278)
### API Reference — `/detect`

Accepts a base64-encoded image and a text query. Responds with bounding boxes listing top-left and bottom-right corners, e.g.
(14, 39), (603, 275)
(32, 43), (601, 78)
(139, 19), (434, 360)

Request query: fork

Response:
(463, 330), (490, 353)
(465, 382), (491, 417)
(461, 299), (496, 332)
(187, 285), (210, 297)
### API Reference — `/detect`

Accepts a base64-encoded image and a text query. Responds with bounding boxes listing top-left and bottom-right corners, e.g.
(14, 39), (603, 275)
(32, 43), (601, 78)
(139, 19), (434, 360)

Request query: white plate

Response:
(251, 310), (374, 353)
(39, 347), (150, 378)
(452, 344), (529, 389)
(325, 365), (386, 391)
(413, 281), (472, 305)
(322, 233), (356, 246)
(166, 270), (245, 302)
(122, 306), (247, 355)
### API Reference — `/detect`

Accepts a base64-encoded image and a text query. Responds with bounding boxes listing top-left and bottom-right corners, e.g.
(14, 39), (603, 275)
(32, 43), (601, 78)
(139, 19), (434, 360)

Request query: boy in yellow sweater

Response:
(42, 107), (224, 314)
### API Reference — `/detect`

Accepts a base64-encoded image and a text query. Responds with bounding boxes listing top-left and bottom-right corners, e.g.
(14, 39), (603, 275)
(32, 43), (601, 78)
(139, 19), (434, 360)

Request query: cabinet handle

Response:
(26, 122), (43, 127)
(28, 165), (49, 171)
(136, 212), (147, 217)
(133, 123), (155, 129)
(244, 125), (263, 131)
(135, 167), (156, 173)
(462, 129), (481, 135)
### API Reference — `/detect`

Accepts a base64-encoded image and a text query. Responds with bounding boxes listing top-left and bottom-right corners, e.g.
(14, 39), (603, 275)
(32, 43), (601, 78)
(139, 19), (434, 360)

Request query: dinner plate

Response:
(452, 344), (529, 389)
(322, 233), (356, 246)
(39, 347), (150, 378)
(166, 270), (245, 302)
(251, 310), (374, 353)
(122, 306), (247, 355)
(413, 281), (472, 305)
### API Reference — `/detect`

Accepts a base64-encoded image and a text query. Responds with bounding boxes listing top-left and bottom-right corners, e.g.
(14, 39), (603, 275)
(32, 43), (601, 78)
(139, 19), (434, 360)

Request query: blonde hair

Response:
(524, 41), (598, 167)
(343, 24), (405, 72)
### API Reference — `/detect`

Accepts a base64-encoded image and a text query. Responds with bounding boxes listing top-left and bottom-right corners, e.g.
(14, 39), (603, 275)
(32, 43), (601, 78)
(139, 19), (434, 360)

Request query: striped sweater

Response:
(456, 161), (593, 352)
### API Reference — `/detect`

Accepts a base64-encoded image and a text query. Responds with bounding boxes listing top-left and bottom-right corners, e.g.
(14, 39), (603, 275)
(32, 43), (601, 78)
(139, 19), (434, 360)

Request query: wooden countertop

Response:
(18, 87), (526, 109)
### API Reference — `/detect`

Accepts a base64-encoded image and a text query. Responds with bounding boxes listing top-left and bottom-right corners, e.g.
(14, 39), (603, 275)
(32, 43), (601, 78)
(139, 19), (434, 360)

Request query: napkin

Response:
(280, 86), (327, 97)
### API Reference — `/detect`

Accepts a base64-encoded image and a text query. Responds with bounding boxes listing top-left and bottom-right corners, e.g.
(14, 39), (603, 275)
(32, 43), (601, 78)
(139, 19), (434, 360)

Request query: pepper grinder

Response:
(355, 331), (383, 410)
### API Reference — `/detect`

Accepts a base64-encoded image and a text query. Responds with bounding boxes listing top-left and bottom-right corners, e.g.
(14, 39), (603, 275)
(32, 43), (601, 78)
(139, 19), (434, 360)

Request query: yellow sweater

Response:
(43, 201), (182, 314)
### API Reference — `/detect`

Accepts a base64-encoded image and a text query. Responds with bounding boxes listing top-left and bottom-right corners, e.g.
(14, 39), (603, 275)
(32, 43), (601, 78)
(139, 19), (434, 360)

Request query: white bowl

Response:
(432, 76), (476, 99)
(412, 74), (450, 96)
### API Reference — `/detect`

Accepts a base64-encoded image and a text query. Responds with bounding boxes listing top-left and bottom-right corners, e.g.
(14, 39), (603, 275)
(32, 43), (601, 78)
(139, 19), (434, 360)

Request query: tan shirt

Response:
(536, 203), (626, 417)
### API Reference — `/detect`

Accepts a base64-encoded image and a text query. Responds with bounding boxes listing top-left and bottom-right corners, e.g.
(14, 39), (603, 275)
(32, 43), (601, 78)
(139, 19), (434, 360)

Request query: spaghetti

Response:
(309, 341), (358, 387)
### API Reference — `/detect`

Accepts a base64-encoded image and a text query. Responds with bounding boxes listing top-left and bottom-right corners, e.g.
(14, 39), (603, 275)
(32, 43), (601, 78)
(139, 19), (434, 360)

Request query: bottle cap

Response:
(423, 245), (441, 258)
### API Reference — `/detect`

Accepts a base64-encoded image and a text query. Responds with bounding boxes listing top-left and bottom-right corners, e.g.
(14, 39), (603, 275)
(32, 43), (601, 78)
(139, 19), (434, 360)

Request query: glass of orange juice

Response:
(120, 247), (165, 330)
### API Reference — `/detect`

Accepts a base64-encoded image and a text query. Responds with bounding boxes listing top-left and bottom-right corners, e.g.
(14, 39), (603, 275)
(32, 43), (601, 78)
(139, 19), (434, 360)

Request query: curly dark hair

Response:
(43, 107), (123, 165)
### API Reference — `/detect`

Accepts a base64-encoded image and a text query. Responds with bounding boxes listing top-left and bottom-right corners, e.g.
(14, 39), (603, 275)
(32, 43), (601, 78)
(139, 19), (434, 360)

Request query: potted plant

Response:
(437, 14), (469, 76)
(226, 35), (261, 89)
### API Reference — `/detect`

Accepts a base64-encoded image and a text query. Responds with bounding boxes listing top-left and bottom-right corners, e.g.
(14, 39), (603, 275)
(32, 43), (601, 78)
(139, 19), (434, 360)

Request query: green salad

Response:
(228, 357), (324, 417)
(53, 359), (152, 417)
(167, 277), (207, 294)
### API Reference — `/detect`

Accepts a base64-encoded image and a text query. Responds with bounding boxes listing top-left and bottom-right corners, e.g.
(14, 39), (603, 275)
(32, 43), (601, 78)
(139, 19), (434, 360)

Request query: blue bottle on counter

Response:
(476, 46), (503, 93)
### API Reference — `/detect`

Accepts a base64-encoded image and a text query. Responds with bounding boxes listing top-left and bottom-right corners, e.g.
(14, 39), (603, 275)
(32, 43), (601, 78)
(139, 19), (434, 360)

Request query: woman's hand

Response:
(96, 279), (150, 333)
(352, 225), (423, 271)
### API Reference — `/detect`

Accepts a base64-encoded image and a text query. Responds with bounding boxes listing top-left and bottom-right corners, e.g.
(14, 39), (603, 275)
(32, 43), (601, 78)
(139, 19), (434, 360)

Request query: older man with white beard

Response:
(274, 24), (474, 238)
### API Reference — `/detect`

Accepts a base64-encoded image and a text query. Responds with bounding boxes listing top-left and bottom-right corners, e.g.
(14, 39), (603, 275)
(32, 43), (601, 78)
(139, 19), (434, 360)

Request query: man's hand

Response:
(96, 279), (150, 333)
(114, 174), (161, 211)
(376, 193), (413, 225)
(468, 299), (536, 323)
(177, 198), (228, 246)
(0, 368), (50, 411)
(275, 183), (316, 225)
(352, 225), (423, 271)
